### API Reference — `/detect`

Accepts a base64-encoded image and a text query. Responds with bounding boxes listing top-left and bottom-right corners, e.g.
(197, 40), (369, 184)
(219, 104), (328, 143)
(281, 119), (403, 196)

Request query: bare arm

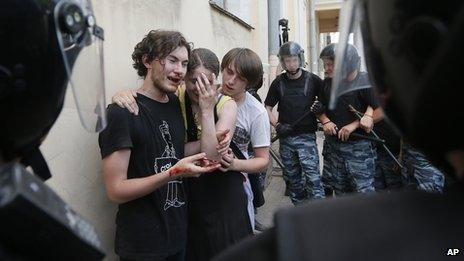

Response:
(338, 120), (361, 141)
(199, 100), (237, 161)
(184, 99), (237, 158)
(318, 113), (338, 136)
(373, 107), (385, 123)
(360, 106), (374, 133)
(221, 147), (270, 173)
(317, 113), (331, 125)
(102, 150), (220, 204)
(209, 100), (237, 157)
(102, 149), (174, 204)
(197, 73), (237, 161)
(265, 105), (278, 127)
(364, 106), (374, 117)
(184, 141), (200, 157)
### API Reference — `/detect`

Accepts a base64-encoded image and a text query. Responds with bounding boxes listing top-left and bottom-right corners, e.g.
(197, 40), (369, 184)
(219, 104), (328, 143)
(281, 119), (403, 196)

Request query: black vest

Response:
(277, 71), (318, 133)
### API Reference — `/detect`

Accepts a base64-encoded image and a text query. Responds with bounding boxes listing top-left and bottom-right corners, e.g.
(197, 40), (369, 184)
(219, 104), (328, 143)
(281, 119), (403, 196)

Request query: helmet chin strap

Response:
(287, 68), (301, 76)
(19, 142), (52, 181)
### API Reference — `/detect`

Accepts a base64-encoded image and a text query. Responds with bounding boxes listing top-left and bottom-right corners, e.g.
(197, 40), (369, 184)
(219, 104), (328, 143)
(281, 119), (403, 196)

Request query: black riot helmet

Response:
(319, 43), (336, 61)
(0, 0), (106, 179)
(320, 43), (360, 79)
(278, 41), (305, 74)
(336, 0), (464, 172)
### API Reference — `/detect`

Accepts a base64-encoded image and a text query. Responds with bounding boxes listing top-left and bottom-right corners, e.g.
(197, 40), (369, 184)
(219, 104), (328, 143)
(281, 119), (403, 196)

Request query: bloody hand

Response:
(198, 158), (219, 168)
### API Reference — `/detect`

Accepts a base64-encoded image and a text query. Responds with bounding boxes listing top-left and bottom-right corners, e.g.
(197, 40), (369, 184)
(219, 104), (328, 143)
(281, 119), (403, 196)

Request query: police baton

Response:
(271, 109), (314, 143)
(348, 104), (403, 169)
(316, 126), (386, 144)
(346, 132), (386, 144)
(269, 148), (285, 169)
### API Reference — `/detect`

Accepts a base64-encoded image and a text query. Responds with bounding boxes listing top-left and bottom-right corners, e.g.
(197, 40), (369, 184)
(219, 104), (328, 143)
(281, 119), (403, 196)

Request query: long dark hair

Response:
(187, 48), (220, 76)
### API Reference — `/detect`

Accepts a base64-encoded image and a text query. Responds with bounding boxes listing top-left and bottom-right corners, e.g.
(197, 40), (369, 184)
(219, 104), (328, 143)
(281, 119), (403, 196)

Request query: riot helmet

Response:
(0, 0), (106, 178)
(320, 43), (336, 60)
(320, 43), (361, 80)
(278, 41), (305, 75)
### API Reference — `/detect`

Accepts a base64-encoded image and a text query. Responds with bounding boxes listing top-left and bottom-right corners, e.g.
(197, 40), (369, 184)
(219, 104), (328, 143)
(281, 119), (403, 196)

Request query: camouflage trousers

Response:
(401, 144), (444, 193)
(322, 137), (376, 196)
(279, 133), (325, 204)
(374, 149), (403, 191)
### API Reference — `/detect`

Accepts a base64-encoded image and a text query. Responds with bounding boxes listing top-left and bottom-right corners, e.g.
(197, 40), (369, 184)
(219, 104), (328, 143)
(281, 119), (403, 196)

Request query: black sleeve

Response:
(249, 89), (262, 103)
(312, 74), (324, 99)
(264, 77), (281, 107)
(318, 79), (331, 106)
(98, 104), (133, 159)
(360, 87), (380, 109)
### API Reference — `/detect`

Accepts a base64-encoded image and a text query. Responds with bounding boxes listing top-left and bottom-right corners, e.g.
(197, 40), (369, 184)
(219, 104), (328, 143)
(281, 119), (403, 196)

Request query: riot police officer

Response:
(1, 0), (106, 258)
(264, 41), (325, 204)
(314, 43), (378, 196)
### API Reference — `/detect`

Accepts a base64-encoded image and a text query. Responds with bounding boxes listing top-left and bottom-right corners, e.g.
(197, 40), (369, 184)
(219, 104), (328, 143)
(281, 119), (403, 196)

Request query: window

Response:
(209, 0), (253, 29)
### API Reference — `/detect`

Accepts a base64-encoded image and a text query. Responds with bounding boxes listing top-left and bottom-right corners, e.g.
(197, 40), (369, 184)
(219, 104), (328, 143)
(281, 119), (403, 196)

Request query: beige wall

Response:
(40, 0), (268, 259)
(251, 0), (270, 99)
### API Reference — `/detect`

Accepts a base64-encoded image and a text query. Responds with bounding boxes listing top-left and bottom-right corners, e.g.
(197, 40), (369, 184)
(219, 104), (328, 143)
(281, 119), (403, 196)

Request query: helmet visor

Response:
(54, 0), (106, 132)
(280, 55), (304, 72)
(329, 0), (372, 109)
(279, 42), (305, 70)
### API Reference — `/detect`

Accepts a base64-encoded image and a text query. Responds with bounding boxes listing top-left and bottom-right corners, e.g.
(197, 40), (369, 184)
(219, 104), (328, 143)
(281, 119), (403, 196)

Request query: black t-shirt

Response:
(98, 93), (187, 259)
(319, 72), (379, 130)
(265, 70), (323, 134)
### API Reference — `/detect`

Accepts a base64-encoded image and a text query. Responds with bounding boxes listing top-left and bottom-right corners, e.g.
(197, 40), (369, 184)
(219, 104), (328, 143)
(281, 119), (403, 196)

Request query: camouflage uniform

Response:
(372, 120), (403, 191)
(321, 137), (335, 196)
(280, 133), (325, 204)
(323, 136), (376, 196)
(374, 149), (403, 191)
(401, 143), (444, 193)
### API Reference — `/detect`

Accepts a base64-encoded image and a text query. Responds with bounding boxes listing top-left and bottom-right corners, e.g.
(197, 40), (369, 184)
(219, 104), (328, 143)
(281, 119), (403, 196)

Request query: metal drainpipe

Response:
(308, 0), (319, 73)
(268, 0), (281, 56)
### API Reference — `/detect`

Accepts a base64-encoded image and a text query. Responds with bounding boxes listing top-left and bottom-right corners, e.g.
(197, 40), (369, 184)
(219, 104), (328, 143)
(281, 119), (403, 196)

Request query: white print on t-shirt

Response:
(153, 120), (185, 211)
(164, 180), (184, 210)
(233, 126), (250, 157)
(233, 92), (271, 159)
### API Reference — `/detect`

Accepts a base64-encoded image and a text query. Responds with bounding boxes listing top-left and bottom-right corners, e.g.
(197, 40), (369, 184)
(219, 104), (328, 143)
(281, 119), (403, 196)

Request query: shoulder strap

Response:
(279, 72), (311, 97)
(214, 101), (219, 124)
(229, 140), (247, 160)
(303, 71), (311, 96)
(216, 94), (233, 111)
(278, 73), (286, 99)
(19, 144), (52, 181)
(184, 94), (198, 142)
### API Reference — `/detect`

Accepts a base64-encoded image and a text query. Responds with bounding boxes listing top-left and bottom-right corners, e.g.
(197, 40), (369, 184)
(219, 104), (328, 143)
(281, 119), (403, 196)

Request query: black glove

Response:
(310, 99), (325, 115)
(276, 123), (293, 138)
